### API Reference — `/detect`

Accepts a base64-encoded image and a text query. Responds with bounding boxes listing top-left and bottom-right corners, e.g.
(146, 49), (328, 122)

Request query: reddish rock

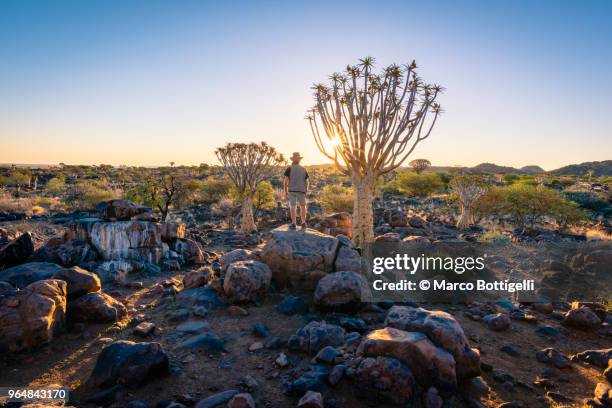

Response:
(314, 271), (371, 311)
(223, 261), (272, 304)
(297, 391), (324, 408)
(68, 292), (127, 322)
(0, 279), (67, 352)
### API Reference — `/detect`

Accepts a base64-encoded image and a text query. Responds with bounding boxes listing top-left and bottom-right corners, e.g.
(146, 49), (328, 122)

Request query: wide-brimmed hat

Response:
(291, 152), (303, 160)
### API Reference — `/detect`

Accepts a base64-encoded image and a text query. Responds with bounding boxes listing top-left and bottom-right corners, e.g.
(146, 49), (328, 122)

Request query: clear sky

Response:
(1, 0), (611, 170)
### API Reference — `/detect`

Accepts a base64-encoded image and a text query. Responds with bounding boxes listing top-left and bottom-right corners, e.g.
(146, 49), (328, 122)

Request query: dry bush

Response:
(0, 192), (34, 215)
(320, 184), (353, 213)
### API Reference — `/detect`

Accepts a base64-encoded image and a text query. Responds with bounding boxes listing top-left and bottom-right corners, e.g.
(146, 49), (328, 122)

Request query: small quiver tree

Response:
(307, 57), (443, 246)
(450, 175), (488, 229)
(215, 142), (285, 233)
(409, 159), (431, 174)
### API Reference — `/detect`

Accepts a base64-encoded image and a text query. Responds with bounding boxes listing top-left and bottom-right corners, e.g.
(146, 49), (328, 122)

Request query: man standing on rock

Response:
(284, 152), (309, 230)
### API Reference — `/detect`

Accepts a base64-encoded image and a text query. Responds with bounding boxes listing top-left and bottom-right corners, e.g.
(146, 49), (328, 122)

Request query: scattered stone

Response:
(338, 316), (368, 333)
(134, 322), (155, 337)
(352, 356), (415, 404)
(249, 341), (264, 352)
(98, 199), (153, 221)
(328, 364), (345, 386)
(545, 391), (573, 404)
(175, 332), (225, 352)
(182, 268), (212, 289)
(535, 325), (560, 337)
(68, 292), (127, 322)
(223, 260), (272, 304)
(283, 365), (329, 395)
(87, 384), (125, 405)
(194, 390), (240, 408)
(277, 295), (308, 316)
(422, 387), (443, 408)
(297, 390), (324, 408)
(564, 306), (601, 329)
(252, 322), (269, 338)
(500, 345), (520, 357)
(176, 320), (209, 334)
(175, 286), (225, 310)
(227, 393), (255, 408)
(314, 346), (338, 364)
(313, 271), (371, 312)
(228, 305), (249, 316)
(469, 377), (490, 395)
(533, 302), (554, 314)
(536, 348), (571, 369)
(408, 215), (427, 228)
(594, 383), (611, 406)
(88, 340), (169, 388)
(482, 313), (511, 331)
(264, 336), (285, 349)
(275, 353), (289, 367)
(571, 349), (612, 368)
(126, 400), (150, 408)
(287, 321), (345, 354)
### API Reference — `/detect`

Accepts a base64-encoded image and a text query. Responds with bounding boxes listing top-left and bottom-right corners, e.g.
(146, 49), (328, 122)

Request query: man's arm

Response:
(283, 176), (289, 195)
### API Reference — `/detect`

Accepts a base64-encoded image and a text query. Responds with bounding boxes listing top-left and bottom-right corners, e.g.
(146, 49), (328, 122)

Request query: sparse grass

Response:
(478, 229), (510, 244)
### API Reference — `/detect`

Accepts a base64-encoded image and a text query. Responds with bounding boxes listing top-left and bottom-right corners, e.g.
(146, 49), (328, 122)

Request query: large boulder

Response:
(260, 225), (339, 289)
(0, 232), (34, 267)
(333, 245), (361, 272)
(182, 267), (212, 289)
(66, 219), (164, 264)
(314, 271), (371, 312)
(32, 238), (97, 267)
(350, 356), (415, 404)
(97, 199), (154, 221)
(223, 260), (272, 304)
(68, 292), (127, 322)
(0, 279), (67, 352)
(385, 306), (481, 379)
(0, 262), (65, 289)
(357, 327), (457, 391)
(220, 249), (259, 276)
(88, 340), (169, 388)
(53, 266), (101, 300)
(564, 306), (601, 329)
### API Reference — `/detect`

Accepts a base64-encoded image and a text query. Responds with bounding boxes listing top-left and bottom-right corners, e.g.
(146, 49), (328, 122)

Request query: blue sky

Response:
(1, 0), (611, 169)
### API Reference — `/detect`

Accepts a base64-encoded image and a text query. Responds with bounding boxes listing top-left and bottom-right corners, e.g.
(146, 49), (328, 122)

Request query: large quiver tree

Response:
(216, 142), (285, 233)
(307, 57), (443, 246)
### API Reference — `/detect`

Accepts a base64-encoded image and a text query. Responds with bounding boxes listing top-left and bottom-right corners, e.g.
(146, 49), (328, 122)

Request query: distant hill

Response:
(471, 163), (519, 174)
(550, 160), (612, 176)
(520, 165), (545, 174)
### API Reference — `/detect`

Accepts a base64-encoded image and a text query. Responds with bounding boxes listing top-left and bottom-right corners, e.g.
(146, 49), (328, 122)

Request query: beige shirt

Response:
(284, 165), (309, 192)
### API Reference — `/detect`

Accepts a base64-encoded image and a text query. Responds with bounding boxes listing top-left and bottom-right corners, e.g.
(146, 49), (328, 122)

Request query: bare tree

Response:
(307, 57), (443, 246)
(409, 158), (431, 174)
(216, 142), (285, 233)
(450, 175), (488, 229)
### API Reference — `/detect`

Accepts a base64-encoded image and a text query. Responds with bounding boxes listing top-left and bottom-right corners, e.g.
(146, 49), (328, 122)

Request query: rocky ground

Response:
(0, 199), (611, 408)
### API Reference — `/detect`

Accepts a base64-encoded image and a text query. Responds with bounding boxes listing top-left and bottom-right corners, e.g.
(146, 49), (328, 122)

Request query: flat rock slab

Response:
(176, 320), (209, 334)
(195, 390), (240, 408)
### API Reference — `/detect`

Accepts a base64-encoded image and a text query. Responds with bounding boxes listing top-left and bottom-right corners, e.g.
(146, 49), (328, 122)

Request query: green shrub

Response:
(44, 176), (66, 196)
(200, 177), (233, 203)
(388, 172), (443, 198)
(66, 180), (114, 210)
(320, 184), (353, 213)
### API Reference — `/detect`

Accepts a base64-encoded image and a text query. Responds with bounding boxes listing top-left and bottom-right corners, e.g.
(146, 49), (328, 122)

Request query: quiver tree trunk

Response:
(456, 204), (472, 229)
(352, 174), (375, 248)
(240, 195), (257, 233)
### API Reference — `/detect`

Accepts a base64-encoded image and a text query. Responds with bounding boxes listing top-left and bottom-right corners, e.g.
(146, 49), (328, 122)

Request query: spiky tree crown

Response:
(307, 57), (443, 178)
(215, 142), (286, 196)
